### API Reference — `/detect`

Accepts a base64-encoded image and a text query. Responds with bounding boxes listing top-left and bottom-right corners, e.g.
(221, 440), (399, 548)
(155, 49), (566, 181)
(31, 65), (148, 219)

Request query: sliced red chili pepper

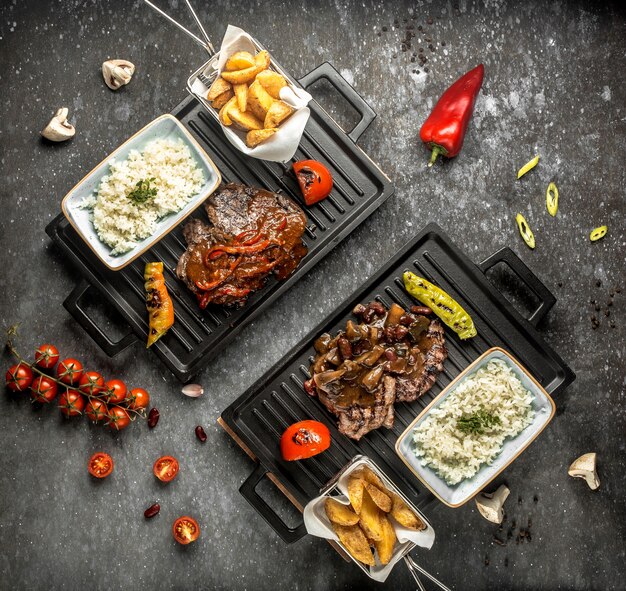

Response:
(276, 215), (287, 232)
(208, 249), (226, 261)
(235, 229), (265, 246)
(212, 286), (251, 298)
(205, 240), (272, 260)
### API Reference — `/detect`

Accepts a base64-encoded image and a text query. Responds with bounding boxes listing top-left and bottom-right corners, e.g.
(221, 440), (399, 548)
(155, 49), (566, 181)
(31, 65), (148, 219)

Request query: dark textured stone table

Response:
(1, 1), (624, 589)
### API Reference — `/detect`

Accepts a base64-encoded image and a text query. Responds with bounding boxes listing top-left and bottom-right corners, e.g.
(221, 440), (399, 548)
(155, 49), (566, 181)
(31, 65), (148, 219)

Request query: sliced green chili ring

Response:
(403, 271), (477, 340)
(590, 226), (607, 242)
(517, 155), (540, 179)
(516, 213), (535, 249)
(546, 182), (559, 216)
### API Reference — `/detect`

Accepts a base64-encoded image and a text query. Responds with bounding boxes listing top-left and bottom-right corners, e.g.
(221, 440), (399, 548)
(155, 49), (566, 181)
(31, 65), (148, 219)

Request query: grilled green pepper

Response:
(403, 271), (477, 340)
(546, 182), (558, 217)
(516, 213), (536, 249)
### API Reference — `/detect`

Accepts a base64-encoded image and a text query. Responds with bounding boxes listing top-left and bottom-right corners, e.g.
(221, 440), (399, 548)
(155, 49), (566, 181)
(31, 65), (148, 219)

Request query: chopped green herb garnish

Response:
(457, 409), (501, 435)
(127, 178), (158, 205)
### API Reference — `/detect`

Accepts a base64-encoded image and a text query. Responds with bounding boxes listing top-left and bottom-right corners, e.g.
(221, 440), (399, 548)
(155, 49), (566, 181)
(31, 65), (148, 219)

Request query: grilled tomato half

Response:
(293, 160), (333, 206)
(280, 420), (331, 461)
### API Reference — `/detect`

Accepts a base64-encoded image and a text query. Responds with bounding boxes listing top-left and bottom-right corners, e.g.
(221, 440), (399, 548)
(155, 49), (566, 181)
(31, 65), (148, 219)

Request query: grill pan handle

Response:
(298, 62), (376, 143)
(239, 462), (307, 544)
(479, 247), (556, 327)
(64, 279), (139, 357)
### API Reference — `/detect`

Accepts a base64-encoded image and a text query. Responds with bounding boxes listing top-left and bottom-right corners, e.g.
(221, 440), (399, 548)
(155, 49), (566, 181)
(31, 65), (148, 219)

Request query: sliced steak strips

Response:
(323, 376), (396, 441)
(395, 319), (448, 402)
(176, 183), (307, 307)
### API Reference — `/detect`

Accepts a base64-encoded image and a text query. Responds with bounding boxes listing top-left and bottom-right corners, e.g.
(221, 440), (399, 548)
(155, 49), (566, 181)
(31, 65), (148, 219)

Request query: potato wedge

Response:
(233, 83), (248, 112)
(246, 128), (278, 148)
(358, 489), (384, 542)
(211, 89), (234, 110)
(256, 70), (288, 99)
(364, 482), (392, 513)
(264, 100), (294, 129)
(247, 79), (275, 120)
(218, 96), (237, 126)
(254, 50), (271, 71)
(324, 497), (360, 526)
(373, 515), (396, 565)
(225, 51), (255, 71)
(221, 65), (260, 85)
(207, 76), (232, 101)
(389, 492), (425, 531)
(228, 107), (264, 131)
(355, 466), (386, 491)
(332, 523), (375, 566)
(347, 476), (365, 515)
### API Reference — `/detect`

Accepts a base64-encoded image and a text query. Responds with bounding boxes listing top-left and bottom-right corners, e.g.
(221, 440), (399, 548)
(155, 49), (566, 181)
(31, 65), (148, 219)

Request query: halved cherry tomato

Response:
(6, 363), (33, 392)
(34, 344), (60, 369)
(57, 358), (84, 385)
(78, 371), (106, 396)
(280, 420), (331, 461)
(88, 452), (114, 479)
(153, 455), (179, 482)
(127, 387), (150, 410)
(30, 376), (58, 404)
(293, 160), (333, 206)
(105, 379), (127, 404)
(107, 406), (131, 431)
(86, 398), (108, 422)
(172, 516), (200, 545)
(59, 389), (85, 417)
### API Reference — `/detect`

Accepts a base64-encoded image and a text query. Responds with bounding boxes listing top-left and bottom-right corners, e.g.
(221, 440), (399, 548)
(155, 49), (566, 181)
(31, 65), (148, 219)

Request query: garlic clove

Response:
(102, 59), (135, 90)
(182, 384), (204, 398)
(41, 107), (75, 142)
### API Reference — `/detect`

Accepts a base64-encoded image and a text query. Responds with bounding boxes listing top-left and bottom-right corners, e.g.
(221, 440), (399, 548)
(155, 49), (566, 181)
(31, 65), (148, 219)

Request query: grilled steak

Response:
(176, 183), (307, 307)
(309, 301), (447, 440)
(395, 320), (447, 402)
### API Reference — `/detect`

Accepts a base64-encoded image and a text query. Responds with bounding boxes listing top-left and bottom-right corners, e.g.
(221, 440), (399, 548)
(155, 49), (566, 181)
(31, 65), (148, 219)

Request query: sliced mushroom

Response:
(40, 108), (75, 142)
(475, 484), (510, 524)
(102, 59), (135, 90)
(568, 453), (600, 490)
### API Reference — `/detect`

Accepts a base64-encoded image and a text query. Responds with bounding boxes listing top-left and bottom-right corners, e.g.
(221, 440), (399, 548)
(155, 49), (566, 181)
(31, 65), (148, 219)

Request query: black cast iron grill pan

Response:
(45, 62), (394, 382)
(220, 223), (575, 543)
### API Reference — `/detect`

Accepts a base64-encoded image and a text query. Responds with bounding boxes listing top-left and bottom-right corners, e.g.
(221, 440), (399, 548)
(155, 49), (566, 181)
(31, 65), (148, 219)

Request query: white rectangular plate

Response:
(61, 114), (221, 271)
(395, 347), (556, 507)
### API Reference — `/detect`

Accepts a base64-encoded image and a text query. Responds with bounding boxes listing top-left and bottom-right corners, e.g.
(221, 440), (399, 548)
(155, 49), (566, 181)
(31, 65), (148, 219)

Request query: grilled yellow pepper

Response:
(144, 262), (174, 348)
(516, 213), (536, 249)
(403, 271), (477, 340)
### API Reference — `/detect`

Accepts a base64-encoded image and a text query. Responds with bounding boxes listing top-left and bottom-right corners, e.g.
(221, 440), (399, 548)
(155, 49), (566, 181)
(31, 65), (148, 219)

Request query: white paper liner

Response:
(190, 25), (311, 163)
(303, 457), (435, 583)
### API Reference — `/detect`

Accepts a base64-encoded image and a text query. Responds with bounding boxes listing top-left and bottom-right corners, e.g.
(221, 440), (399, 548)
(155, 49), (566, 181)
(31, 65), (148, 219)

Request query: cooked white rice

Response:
(412, 359), (534, 485)
(83, 138), (204, 254)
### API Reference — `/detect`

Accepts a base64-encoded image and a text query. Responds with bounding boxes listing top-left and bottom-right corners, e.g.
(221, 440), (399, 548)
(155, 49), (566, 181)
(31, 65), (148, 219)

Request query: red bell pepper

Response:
(420, 64), (484, 167)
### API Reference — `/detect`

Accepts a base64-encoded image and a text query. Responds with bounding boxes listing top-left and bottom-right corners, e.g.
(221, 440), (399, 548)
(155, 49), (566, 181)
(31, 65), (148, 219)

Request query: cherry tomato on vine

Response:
(5, 363), (33, 392)
(172, 516), (200, 545)
(78, 371), (105, 396)
(34, 344), (60, 370)
(88, 452), (114, 479)
(107, 406), (131, 431)
(280, 420), (331, 461)
(57, 358), (84, 385)
(293, 160), (333, 206)
(153, 456), (179, 483)
(105, 379), (127, 404)
(59, 389), (86, 417)
(85, 398), (108, 422)
(30, 376), (58, 404)
(127, 387), (150, 410)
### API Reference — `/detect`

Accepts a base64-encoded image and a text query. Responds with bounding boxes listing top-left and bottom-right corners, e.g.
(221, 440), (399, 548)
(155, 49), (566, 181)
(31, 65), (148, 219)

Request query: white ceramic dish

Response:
(61, 114), (221, 271)
(395, 347), (556, 508)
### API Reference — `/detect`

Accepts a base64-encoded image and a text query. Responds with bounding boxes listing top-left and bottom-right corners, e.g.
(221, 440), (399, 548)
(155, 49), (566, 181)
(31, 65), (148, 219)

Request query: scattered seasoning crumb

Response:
(377, 31), (381, 36)
(418, 25), (423, 31)
(442, 41), (446, 46)
(610, 321), (616, 328)
(596, 279), (602, 287)
(507, 528), (513, 540)
(427, 16), (433, 24)
(484, 555), (490, 566)
(511, 519), (516, 529)
(533, 495), (538, 504)
(382, 26), (388, 32)
(595, 304), (601, 311)
(504, 557), (509, 567)
(607, 300), (613, 307)
(493, 535), (506, 546)
(518, 496), (522, 506)
(616, 287), (622, 293)
(557, 281), (563, 287)
(424, 67), (429, 72)
(528, 517), (532, 528)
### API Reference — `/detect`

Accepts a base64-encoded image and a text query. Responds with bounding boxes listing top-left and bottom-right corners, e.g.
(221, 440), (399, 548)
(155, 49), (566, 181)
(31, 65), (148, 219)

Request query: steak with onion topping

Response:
(176, 183), (307, 307)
